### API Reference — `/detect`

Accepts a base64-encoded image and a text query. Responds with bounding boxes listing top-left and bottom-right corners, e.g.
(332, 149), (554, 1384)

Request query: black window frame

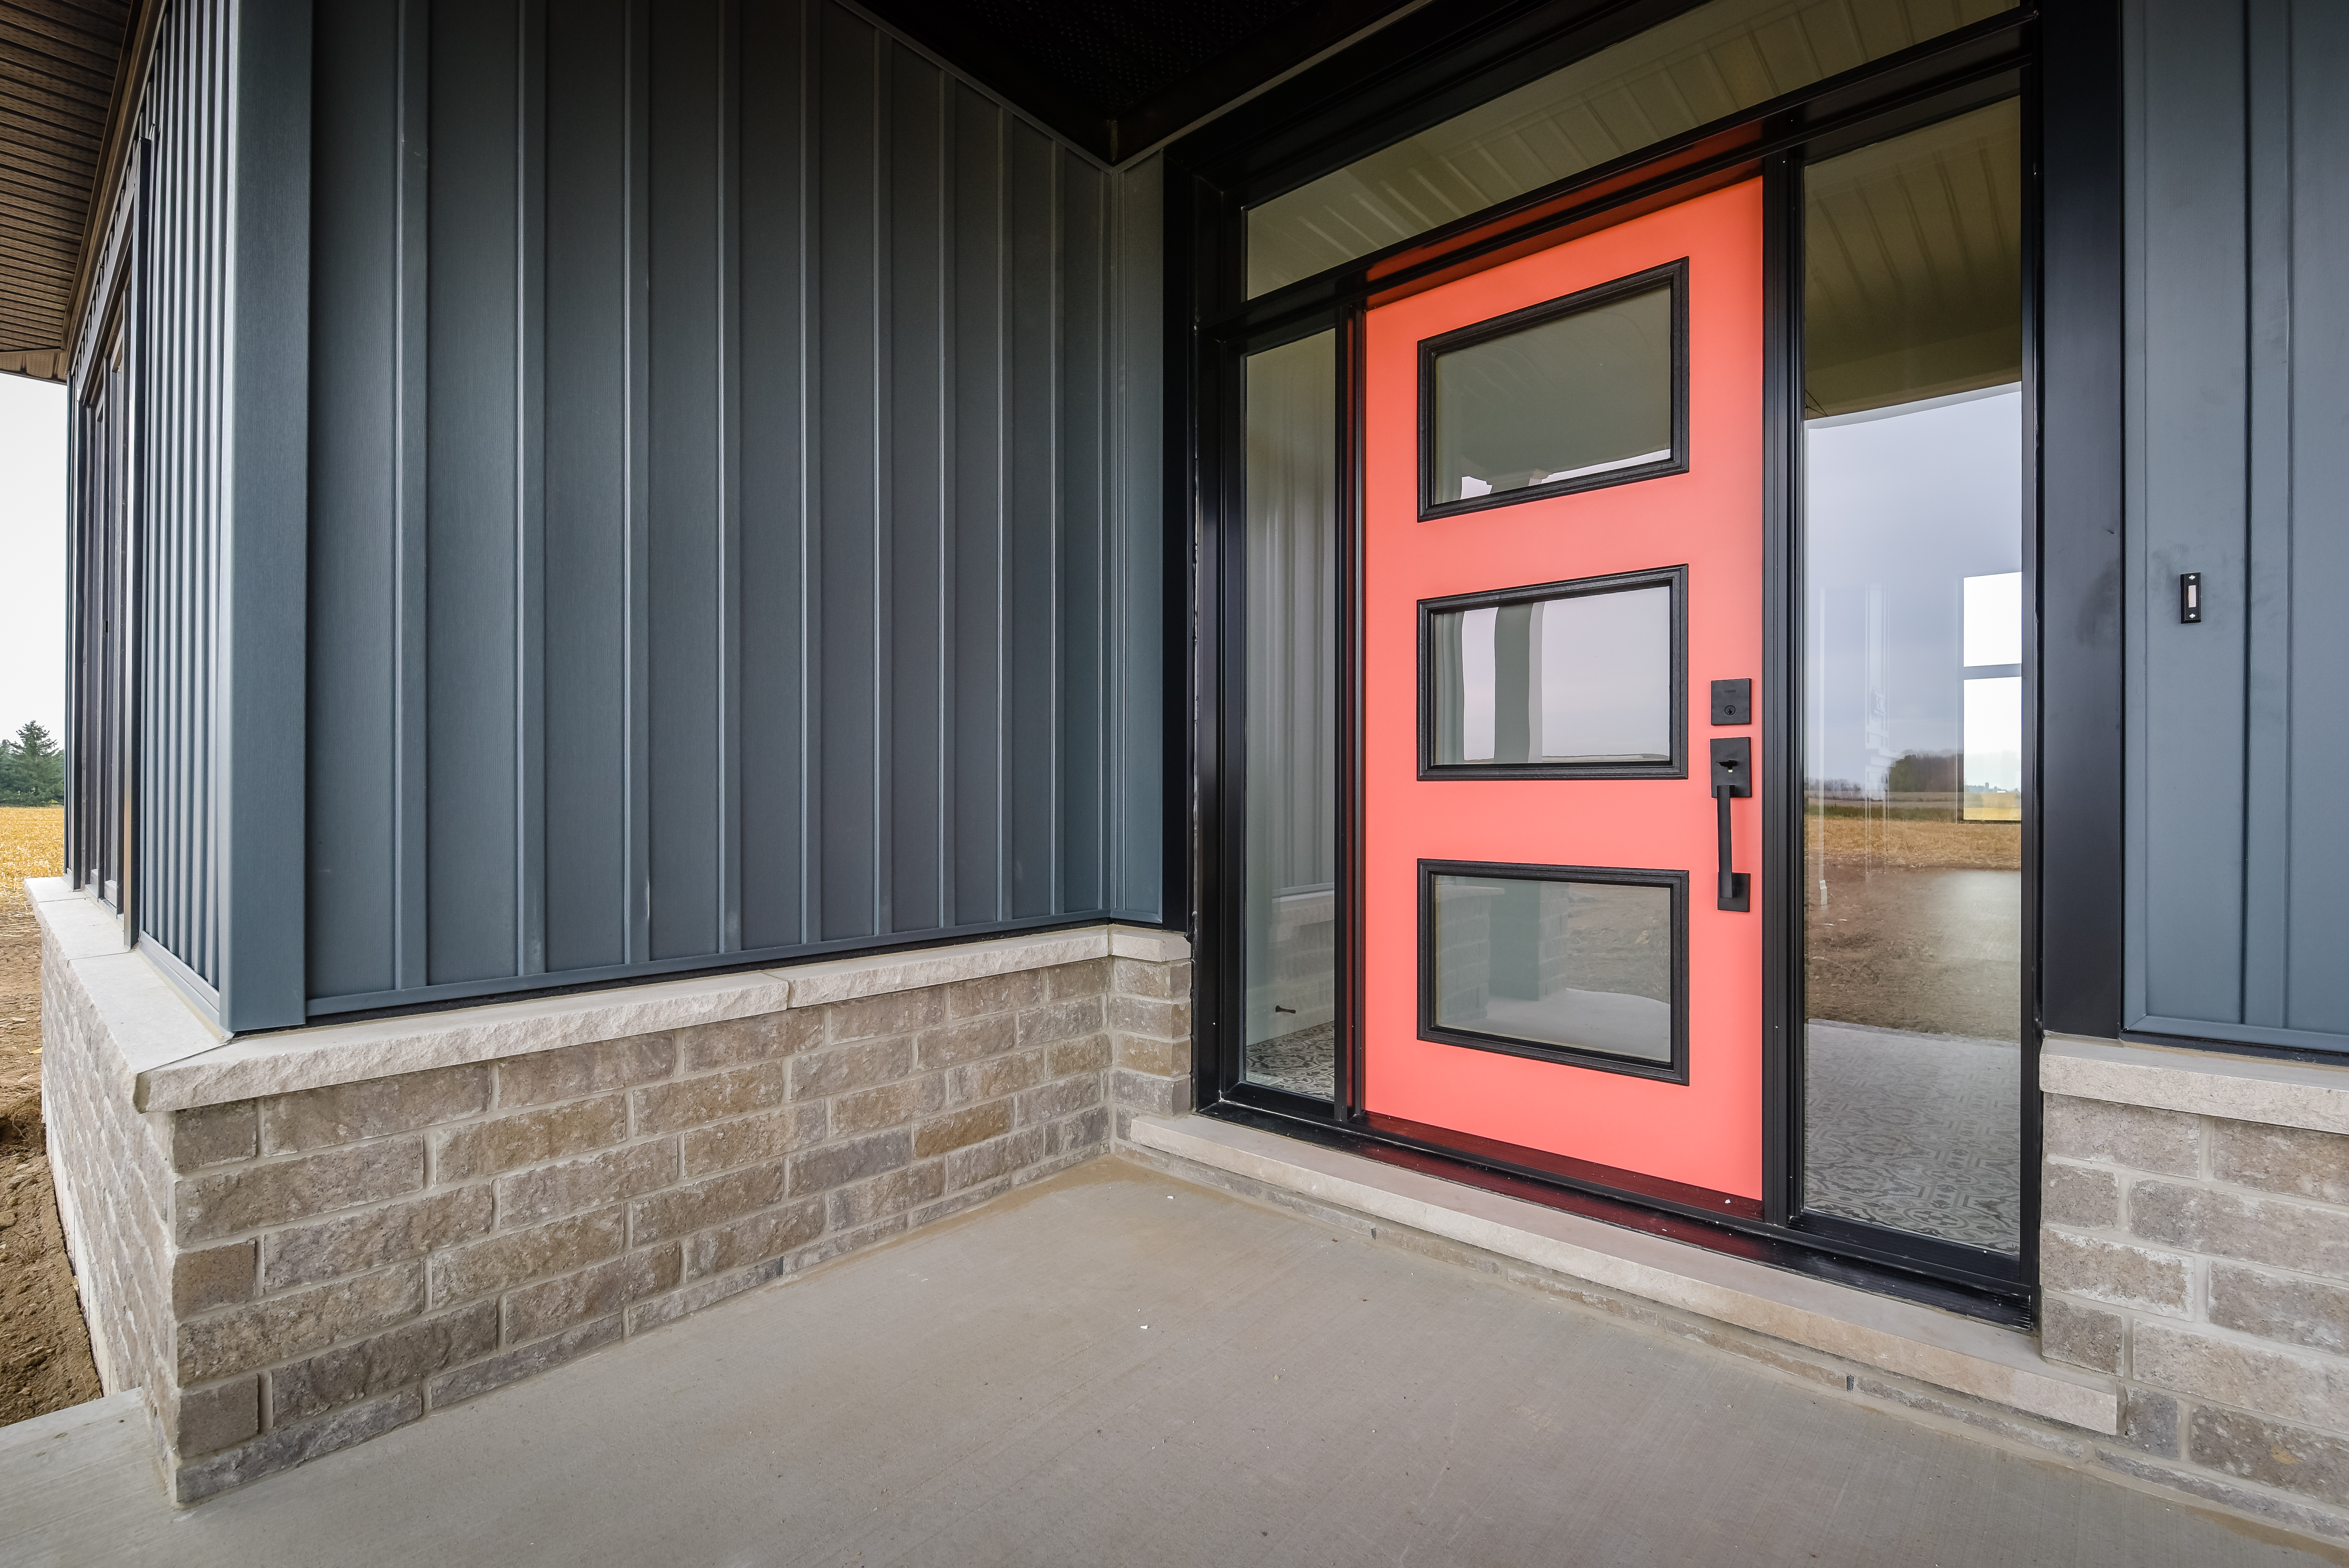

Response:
(1419, 858), (1691, 1084)
(1419, 259), (1690, 520)
(1173, 0), (2121, 1324)
(1418, 564), (1688, 782)
(67, 188), (141, 944)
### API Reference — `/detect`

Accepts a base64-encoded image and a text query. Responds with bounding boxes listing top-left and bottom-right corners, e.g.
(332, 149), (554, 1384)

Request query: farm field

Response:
(0, 805), (102, 1423)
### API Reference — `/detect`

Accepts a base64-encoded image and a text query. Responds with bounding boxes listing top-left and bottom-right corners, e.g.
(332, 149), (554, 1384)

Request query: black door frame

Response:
(1171, 0), (2125, 1322)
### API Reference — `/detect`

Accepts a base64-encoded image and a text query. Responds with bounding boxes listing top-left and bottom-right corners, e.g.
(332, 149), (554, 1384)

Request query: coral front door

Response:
(1361, 181), (1765, 1204)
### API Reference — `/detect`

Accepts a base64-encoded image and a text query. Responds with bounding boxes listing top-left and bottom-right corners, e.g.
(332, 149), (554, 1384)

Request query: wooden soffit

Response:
(1, 0), (143, 384)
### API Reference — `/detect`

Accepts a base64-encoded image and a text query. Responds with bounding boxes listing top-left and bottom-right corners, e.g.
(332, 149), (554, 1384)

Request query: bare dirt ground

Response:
(0, 806), (103, 1425)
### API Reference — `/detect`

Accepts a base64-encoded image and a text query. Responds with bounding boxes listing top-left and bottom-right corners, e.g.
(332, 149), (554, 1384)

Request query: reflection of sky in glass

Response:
(1805, 386), (2021, 791)
(1538, 587), (1670, 759)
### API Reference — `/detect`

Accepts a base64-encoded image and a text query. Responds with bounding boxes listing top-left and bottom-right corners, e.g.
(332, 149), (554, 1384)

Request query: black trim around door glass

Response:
(1418, 259), (1690, 520)
(1417, 859), (1690, 1084)
(1417, 564), (1688, 781)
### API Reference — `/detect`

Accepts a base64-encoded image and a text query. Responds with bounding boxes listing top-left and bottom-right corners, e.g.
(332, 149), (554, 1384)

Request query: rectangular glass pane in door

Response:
(1243, 332), (1338, 1099)
(1426, 870), (1681, 1071)
(1429, 583), (1673, 766)
(1428, 283), (1675, 504)
(1800, 101), (2023, 1253)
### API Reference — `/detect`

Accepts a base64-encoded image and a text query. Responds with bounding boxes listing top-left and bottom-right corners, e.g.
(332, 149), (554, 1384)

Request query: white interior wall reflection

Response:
(1242, 332), (1340, 1097)
(1962, 570), (2023, 818)
(1437, 587), (1672, 764)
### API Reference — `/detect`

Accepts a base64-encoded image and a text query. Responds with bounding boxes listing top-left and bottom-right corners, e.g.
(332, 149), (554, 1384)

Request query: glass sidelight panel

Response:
(1427, 579), (1675, 769)
(1426, 277), (1677, 509)
(1242, 332), (1340, 1100)
(1800, 101), (2024, 1253)
(1245, 0), (2014, 296)
(1425, 867), (1684, 1077)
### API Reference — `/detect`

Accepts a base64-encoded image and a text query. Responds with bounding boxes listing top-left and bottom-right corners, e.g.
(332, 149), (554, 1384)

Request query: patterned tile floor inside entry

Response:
(1246, 1022), (1336, 1101)
(1802, 1019), (2023, 1251)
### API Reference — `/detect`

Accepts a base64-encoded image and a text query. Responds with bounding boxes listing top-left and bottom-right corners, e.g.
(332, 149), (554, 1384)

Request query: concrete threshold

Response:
(1127, 1112), (2117, 1434)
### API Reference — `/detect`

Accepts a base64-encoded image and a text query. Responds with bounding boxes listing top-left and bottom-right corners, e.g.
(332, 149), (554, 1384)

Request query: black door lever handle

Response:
(1710, 738), (1751, 912)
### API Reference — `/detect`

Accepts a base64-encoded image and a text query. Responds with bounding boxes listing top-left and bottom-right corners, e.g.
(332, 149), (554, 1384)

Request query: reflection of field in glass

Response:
(1962, 790), (2021, 822)
(1807, 812), (2019, 870)
(1804, 863), (2019, 1042)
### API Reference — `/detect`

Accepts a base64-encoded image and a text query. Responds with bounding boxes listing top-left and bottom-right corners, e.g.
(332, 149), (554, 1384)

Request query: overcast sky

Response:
(0, 374), (66, 742)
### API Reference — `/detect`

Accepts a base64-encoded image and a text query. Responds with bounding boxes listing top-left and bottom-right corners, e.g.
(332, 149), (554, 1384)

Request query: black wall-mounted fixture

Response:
(2180, 572), (2202, 624)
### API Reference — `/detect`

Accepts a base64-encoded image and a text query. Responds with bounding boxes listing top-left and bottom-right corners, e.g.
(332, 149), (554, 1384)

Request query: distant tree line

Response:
(0, 722), (63, 806)
(1885, 750), (1960, 794)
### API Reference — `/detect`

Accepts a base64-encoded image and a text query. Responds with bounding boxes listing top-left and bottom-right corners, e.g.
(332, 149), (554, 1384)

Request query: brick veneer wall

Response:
(39, 947), (176, 1417)
(44, 929), (1191, 1504)
(2041, 1092), (2349, 1537)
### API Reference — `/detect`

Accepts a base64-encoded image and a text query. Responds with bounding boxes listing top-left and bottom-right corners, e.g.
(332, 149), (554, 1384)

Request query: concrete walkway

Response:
(4, 1158), (2340, 1567)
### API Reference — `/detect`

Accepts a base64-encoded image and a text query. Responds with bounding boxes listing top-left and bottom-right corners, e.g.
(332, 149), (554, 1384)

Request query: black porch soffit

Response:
(0, 0), (137, 382)
(857, 0), (1422, 164)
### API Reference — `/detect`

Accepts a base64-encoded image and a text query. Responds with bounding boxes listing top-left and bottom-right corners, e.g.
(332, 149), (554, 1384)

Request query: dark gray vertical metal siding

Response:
(306, 0), (1162, 1014)
(2281, 1), (2349, 1038)
(950, 81), (1008, 929)
(735, 0), (810, 955)
(647, 0), (727, 962)
(542, 0), (634, 976)
(307, 0), (398, 1001)
(131, 0), (232, 998)
(2126, 0), (2349, 1051)
(1110, 155), (1164, 924)
(219, 0), (312, 1030)
(424, 0), (521, 986)
(887, 42), (946, 938)
(815, 0), (881, 943)
(98, 0), (312, 1030)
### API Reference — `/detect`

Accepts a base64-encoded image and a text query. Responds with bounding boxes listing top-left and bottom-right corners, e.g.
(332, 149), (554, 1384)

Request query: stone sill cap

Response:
(1129, 1112), (2119, 1436)
(2043, 1032), (2349, 1136)
(23, 877), (1187, 1113)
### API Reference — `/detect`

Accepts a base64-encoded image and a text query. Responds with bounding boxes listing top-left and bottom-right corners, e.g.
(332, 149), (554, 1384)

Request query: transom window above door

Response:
(1242, 0), (2014, 297)
(1422, 567), (1686, 779)
(1422, 262), (1687, 517)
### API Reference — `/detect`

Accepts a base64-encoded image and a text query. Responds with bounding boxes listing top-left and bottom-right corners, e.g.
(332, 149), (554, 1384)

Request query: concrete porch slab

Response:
(1128, 1112), (2116, 1432)
(1, 1160), (2333, 1567)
